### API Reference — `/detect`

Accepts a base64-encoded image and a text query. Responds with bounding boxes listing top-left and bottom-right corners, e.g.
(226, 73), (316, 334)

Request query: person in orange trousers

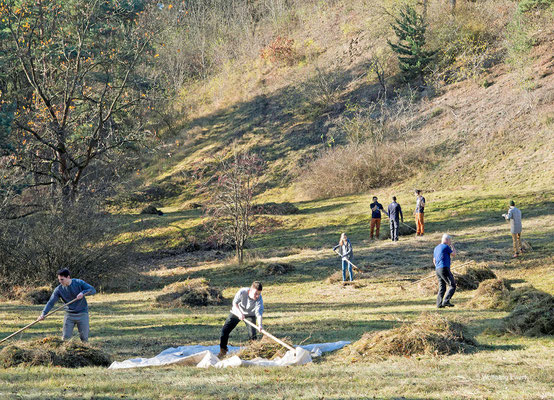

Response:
(369, 196), (384, 239)
(414, 189), (426, 236)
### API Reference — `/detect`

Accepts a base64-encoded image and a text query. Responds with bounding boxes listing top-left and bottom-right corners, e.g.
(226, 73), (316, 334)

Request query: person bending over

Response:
(219, 281), (263, 357)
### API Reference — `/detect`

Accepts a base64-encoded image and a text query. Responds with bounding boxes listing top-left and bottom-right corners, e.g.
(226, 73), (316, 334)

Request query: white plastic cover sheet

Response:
(108, 341), (350, 370)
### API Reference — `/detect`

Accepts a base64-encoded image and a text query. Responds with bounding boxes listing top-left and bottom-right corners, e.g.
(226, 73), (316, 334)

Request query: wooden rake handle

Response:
(333, 249), (361, 272)
(231, 310), (295, 352)
(0, 291), (90, 345)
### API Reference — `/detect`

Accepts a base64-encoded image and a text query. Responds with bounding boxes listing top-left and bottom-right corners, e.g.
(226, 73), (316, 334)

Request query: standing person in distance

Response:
(219, 281), (264, 357)
(433, 234), (457, 308)
(333, 233), (354, 282)
(502, 200), (523, 258)
(388, 196), (404, 242)
(414, 189), (426, 236)
(369, 196), (385, 240)
(37, 268), (96, 342)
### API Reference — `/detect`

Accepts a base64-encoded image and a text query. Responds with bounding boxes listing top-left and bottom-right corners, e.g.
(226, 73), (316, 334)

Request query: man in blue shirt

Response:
(37, 268), (96, 341)
(433, 234), (457, 308)
(369, 196), (384, 240)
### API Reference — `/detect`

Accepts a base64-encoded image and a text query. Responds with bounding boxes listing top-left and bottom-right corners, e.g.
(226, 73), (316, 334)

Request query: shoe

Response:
(442, 302), (455, 307)
(513, 254), (518, 258)
(218, 348), (228, 358)
(437, 304), (444, 309)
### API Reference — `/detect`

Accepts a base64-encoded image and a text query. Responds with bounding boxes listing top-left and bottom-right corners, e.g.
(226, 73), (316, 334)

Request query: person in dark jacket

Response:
(37, 268), (96, 342)
(369, 196), (384, 240)
(333, 233), (354, 281)
(387, 196), (404, 242)
(414, 189), (426, 236)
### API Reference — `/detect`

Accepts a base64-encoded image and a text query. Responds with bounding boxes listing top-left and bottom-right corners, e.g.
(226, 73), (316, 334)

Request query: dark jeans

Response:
(390, 219), (399, 241)
(436, 267), (456, 306)
(219, 313), (257, 351)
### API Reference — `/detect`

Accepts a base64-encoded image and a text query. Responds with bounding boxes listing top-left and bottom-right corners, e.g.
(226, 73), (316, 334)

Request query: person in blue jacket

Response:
(433, 234), (457, 308)
(333, 233), (354, 282)
(37, 268), (96, 342)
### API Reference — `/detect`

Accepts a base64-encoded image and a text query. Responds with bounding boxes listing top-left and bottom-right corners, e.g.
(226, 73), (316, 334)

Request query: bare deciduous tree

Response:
(206, 150), (263, 264)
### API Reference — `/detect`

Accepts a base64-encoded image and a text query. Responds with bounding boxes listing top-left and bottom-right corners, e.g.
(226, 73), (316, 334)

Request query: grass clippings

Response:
(264, 263), (295, 276)
(465, 279), (513, 310)
(252, 202), (300, 215)
(235, 335), (293, 360)
(0, 337), (112, 368)
(340, 312), (476, 360)
(155, 278), (223, 307)
(417, 263), (496, 294)
(504, 286), (554, 337)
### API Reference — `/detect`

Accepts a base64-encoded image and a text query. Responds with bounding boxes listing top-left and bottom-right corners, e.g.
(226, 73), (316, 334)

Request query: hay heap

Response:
(251, 202), (299, 215)
(155, 278), (223, 307)
(264, 263), (294, 276)
(504, 286), (554, 336)
(417, 263), (496, 294)
(235, 335), (293, 360)
(465, 279), (513, 310)
(0, 337), (111, 368)
(13, 286), (52, 304)
(342, 313), (476, 360)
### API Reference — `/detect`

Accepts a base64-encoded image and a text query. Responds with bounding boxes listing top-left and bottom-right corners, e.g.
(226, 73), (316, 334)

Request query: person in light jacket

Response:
(503, 200), (523, 257)
(333, 233), (354, 282)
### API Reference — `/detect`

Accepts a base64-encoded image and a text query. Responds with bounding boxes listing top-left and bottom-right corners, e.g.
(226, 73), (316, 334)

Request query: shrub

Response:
(260, 36), (297, 66)
(0, 202), (134, 295)
(518, 0), (553, 13)
(298, 141), (427, 200)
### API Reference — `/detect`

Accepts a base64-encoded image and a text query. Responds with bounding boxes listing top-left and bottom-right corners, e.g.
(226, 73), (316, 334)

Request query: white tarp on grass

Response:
(108, 341), (350, 370)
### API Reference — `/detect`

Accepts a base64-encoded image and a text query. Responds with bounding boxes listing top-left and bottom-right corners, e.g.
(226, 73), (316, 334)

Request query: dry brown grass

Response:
(0, 337), (112, 368)
(155, 278), (223, 307)
(417, 263), (496, 295)
(465, 279), (513, 310)
(234, 335), (293, 360)
(504, 286), (554, 337)
(338, 313), (476, 361)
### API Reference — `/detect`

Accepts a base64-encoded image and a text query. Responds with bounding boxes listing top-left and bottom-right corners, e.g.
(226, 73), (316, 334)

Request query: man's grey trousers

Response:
(63, 312), (89, 341)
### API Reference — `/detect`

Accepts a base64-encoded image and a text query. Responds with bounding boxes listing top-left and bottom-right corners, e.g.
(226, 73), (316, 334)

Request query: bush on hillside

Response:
(155, 278), (223, 307)
(0, 337), (112, 368)
(298, 142), (427, 200)
(0, 202), (135, 296)
(340, 313), (476, 360)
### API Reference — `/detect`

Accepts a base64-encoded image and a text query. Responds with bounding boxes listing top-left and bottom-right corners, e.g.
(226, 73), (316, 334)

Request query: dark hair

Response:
(392, 196), (397, 201)
(510, 200), (515, 206)
(372, 196), (377, 200)
(415, 189), (421, 195)
(251, 281), (263, 291)
(57, 268), (70, 277)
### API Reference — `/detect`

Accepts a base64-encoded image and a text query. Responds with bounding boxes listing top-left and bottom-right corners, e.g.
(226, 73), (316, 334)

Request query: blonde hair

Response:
(339, 233), (348, 246)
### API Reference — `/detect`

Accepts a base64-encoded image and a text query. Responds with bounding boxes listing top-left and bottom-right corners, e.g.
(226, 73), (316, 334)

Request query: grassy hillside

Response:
(1, 1), (553, 399)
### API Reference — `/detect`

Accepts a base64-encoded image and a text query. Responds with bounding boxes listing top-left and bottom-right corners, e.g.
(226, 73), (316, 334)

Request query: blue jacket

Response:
(41, 279), (96, 315)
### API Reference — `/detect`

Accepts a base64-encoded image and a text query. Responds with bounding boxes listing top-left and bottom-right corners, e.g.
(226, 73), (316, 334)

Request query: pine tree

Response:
(388, 5), (436, 84)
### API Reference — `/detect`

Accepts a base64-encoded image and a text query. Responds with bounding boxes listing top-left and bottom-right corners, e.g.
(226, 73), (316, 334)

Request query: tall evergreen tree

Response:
(388, 5), (435, 84)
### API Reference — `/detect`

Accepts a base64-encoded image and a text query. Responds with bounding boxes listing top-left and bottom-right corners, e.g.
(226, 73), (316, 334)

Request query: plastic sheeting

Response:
(108, 341), (350, 370)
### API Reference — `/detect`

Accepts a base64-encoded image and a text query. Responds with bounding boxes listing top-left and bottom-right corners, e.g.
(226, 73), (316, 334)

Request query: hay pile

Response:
(465, 279), (513, 310)
(504, 286), (554, 336)
(325, 271), (368, 286)
(12, 286), (52, 304)
(155, 278), (223, 307)
(417, 263), (496, 294)
(0, 337), (112, 368)
(264, 263), (294, 276)
(234, 336), (293, 360)
(251, 202), (299, 215)
(341, 313), (476, 360)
